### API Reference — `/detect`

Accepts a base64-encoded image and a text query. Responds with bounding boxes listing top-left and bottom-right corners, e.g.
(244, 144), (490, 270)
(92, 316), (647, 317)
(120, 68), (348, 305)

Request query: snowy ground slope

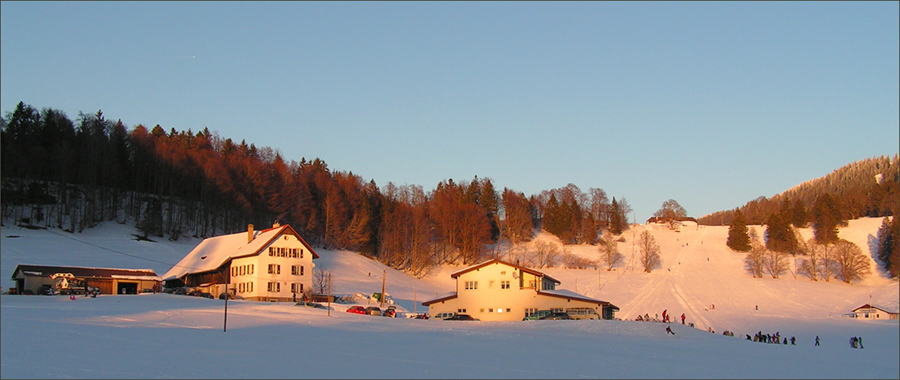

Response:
(1, 219), (898, 379)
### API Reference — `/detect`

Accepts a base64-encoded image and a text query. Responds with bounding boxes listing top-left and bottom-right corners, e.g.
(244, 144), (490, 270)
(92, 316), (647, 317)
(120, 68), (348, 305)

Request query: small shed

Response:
(11, 264), (160, 295)
(852, 304), (899, 320)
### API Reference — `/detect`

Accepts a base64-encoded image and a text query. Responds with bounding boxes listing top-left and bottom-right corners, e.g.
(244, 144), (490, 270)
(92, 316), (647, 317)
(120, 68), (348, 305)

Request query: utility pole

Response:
(631, 211), (636, 272)
(380, 268), (386, 309)
(223, 283), (230, 332)
(327, 272), (332, 317)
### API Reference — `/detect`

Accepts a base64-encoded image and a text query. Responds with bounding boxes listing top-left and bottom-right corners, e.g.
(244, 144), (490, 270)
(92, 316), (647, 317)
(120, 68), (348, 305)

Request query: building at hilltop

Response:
(422, 259), (618, 321)
(162, 222), (319, 301)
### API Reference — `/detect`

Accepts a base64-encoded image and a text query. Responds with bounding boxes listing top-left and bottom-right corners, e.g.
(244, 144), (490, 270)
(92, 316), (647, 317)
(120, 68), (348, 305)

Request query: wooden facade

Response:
(10, 264), (160, 295)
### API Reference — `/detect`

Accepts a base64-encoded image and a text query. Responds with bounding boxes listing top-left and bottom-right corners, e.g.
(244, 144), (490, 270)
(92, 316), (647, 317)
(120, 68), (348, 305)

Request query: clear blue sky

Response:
(2, 2), (898, 222)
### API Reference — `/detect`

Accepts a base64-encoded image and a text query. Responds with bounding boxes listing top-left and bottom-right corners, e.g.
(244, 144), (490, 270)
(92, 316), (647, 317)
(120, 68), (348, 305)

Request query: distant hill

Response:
(699, 155), (899, 226)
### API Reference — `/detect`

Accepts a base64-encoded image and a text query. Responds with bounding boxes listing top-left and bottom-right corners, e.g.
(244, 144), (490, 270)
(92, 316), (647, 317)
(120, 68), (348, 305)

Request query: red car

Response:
(346, 306), (367, 315)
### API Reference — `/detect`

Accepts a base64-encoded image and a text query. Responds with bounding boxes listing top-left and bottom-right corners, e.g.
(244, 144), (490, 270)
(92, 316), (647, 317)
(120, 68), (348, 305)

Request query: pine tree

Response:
(609, 198), (622, 235)
(791, 199), (807, 227)
(727, 209), (751, 252)
(765, 211), (796, 253)
(813, 193), (841, 244)
(543, 193), (563, 237)
(878, 215), (900, 278)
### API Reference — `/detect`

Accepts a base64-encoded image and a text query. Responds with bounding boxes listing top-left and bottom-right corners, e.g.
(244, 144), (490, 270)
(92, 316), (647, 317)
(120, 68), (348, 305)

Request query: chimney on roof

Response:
(273, 220), (280, 228)
(248, 224), (254, 244)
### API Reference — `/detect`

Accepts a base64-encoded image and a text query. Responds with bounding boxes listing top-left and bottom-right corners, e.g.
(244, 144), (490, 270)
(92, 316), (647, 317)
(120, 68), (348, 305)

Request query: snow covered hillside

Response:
(1, 219), (897, 378)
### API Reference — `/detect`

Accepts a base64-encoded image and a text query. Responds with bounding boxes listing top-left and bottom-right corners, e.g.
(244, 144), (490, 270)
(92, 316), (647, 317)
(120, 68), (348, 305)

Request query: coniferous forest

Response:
(1, 102), (633, 275)
(698, 155), (899, 227)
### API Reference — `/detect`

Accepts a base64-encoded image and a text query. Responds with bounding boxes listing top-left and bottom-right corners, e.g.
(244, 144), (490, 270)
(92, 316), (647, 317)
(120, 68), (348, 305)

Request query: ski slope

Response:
(1, 219), (897, 378)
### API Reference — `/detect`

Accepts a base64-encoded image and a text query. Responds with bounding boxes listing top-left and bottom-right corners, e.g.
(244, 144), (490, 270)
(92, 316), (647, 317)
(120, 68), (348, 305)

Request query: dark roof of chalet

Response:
(450, 258), (561, 284)
(646, 216), (698, 223)
(422, 288), (618, 309)
(11, 264), (159, 279)
(852, 304), (898, 314)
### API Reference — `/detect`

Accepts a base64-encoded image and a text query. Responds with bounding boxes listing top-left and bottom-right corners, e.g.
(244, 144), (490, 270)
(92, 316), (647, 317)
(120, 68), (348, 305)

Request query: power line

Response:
(46, 228), (181, 269)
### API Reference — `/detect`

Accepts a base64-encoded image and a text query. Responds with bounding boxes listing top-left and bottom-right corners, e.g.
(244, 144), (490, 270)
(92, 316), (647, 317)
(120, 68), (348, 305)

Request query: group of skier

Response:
(637, 309), (687, 326)
(747, 331), (796, 345)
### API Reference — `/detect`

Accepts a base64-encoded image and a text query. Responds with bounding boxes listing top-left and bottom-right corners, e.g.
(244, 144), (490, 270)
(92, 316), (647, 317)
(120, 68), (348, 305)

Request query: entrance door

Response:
(118, 282), (138, 294)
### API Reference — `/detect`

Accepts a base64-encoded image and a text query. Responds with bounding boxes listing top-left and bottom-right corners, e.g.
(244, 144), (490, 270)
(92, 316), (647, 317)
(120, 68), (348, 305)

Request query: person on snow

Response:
(666, 326), (675, 335)
(681, 313), (686, 325)
(815, 336), (820, 346)
(662, 309), (667, 322)
(850, 336), (858, 349)
(858, 337), (863, 349)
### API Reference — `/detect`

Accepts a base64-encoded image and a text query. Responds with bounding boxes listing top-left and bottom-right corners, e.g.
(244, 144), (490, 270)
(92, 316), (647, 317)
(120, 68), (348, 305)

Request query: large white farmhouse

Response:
(162, 222), (319, 301)
(422, 259), (618, 321)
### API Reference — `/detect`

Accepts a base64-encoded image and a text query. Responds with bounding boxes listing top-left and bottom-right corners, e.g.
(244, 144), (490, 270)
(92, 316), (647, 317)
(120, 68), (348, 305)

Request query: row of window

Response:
(464, 280), (512, 290)
(264, 282), (305, 293)
(266, 264), (306, 276)
(524, 307), (564, 316)
(231, 264), (255, 277)
(237, 282), (254, 293)
(459, 307), (514, 314)
(268, 247), (304, 258)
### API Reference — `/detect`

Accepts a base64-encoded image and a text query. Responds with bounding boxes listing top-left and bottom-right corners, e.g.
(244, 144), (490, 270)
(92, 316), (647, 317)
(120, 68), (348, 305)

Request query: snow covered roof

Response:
(853, 304), (899, 314)
(539, 289), (618, 309)
(421, 291), (458, 306)
(162, 224), (318, 281)
(450, 258), (561, 284)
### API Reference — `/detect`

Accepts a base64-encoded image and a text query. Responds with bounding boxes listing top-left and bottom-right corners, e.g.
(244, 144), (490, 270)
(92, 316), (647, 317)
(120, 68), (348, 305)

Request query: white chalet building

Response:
(852, 304), (899, 320)
(422, 259), (618, 321)
(162, 223), (319, 301)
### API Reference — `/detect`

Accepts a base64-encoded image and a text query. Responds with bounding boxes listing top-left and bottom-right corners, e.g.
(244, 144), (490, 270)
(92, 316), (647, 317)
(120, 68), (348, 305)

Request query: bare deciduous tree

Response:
(833, 239), (871, 284)
(763, 245), (791, 278)
(637, 230), (661, 273)
(530, 240), (560, 269)
(312, 267), (332, 296)
(745, 229), (766, 278)
(561, 252), (596, 269)
(799, 238), (822, 281)
(598, 233), (624, 271)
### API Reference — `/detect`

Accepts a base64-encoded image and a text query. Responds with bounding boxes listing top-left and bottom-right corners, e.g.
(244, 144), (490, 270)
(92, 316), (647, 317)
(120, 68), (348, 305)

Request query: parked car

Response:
(445, 313), (479, 321)
(219, 293), (244, 300)
(432, 312), (456, 320)
(187, 290), (214, 299)
(346, 306), (367, 315)
(566, 308), (600, 320)
(296, 301), (333, 311)
(173, 287), (189, 295)
(382, 306), (397, 318)
(539, 312), (573, 320)
(523, 310), (553, 321)
(38, 285), (57, 296)
(412, 313), (429, 320)
(365, 306), (382, 316)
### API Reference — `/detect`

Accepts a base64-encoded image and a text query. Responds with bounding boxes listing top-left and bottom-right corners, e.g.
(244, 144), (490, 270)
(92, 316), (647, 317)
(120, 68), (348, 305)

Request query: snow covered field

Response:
(2, 219), (897, 379)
